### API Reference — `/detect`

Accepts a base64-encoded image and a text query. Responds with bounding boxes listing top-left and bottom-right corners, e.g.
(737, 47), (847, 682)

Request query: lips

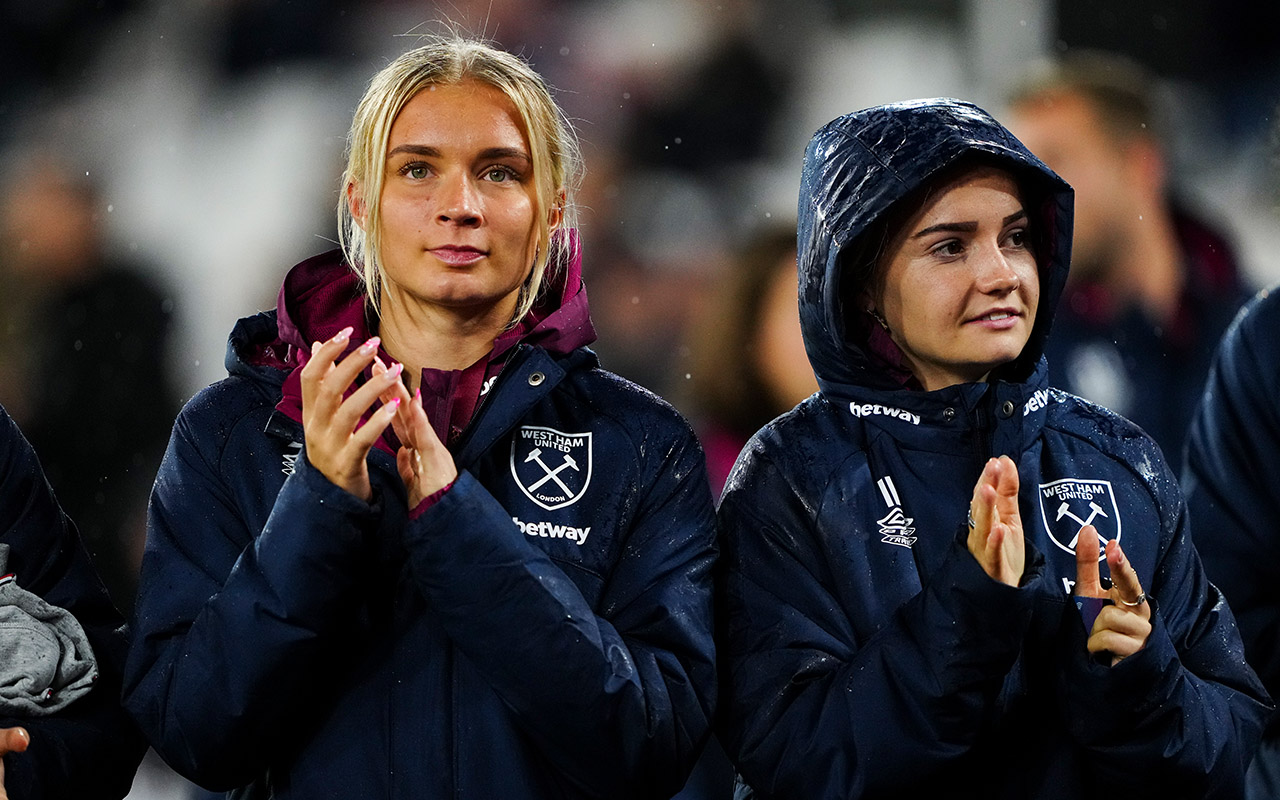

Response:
(967, 308), (1024, 328)
(430, 245), (486, 267)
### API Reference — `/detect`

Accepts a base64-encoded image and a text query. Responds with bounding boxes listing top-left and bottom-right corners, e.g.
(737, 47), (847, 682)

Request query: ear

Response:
(857, 287), (876, 313)
(547, 189), (565, 233)
(346, 182), (368, 230)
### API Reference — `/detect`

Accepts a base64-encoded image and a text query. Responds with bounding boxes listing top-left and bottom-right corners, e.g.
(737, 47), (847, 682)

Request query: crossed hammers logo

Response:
(523, 447), (580, 495)
(1057, 500), (1109, 548)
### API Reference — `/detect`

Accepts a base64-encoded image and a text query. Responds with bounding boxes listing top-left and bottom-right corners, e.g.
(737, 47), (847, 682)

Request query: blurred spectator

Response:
(0, 402), (146, 798)
(686, 223), (817, 497)
(1005, 50), (1251, 469)
(1184, 285), (1280, 800)
(0, 151), (179, 615)
(674, 222), (819, 799)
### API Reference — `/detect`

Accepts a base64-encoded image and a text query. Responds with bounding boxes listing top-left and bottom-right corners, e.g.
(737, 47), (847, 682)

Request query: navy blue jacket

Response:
(1186, 285), (1280, 703)
(122, 252), (718, 798)
(0, 405), (144, 798)
(716, 99), (1270, 799)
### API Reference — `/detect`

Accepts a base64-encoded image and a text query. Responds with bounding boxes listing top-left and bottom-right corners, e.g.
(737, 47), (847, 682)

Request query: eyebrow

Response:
(912, 210), (1028, 239)
(385, 144), (531, 164)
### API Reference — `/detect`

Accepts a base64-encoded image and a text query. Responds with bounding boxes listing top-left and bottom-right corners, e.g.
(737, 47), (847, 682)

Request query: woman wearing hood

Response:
(122, 35), (717, 799)
(715, 99), (1270, 799)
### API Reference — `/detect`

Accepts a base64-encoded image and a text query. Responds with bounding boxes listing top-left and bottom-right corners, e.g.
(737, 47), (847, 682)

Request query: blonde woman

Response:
(124, 36), (717, 799)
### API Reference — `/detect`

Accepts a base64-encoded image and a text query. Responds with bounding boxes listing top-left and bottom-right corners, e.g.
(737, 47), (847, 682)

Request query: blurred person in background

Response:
(716, 98), (1269, 799)
(0, 151), (178, 616)
(0, 403), (145, 798)
(123, 33), (717, 799)
(1184, 285), (1280, 800)
(1004, 50), (1251, 471)
(686, 223), (818, 498)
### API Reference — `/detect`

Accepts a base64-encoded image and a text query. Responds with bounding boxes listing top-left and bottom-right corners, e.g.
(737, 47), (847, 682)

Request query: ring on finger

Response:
(967, 508), (976, 529)
(1120, 592), (1147, 607)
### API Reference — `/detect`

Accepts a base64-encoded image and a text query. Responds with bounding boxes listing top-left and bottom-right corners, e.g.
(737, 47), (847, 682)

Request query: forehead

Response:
(910, 165), (1024, 223)
(388, 80), (530, 151)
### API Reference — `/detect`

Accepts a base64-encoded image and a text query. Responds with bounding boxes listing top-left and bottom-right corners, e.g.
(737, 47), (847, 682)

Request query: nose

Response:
(436, 170), (482, 227)
(974, 246), (1020, 295)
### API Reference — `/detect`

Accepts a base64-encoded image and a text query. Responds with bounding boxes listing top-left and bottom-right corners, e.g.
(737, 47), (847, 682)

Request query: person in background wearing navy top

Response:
(716, 98), (1269, 799)
(123, 34), (717, 799)
(1185, 285), (1280, 800)
(0, 404), (144, 798)
(1005, 51), (1250, 471)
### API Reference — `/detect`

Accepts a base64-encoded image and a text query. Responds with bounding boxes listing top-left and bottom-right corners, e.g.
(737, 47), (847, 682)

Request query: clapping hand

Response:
(300, 328), (405, 502)
(1075, 525), (1152, 666)
(966, 455), (1025, 587)
(370, 359), (458, 509)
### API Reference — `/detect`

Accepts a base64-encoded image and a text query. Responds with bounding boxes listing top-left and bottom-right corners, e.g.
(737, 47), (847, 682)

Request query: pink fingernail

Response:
(334, 326), (353, 343)
(388, 362), (404, 378)
(385, 397), (401, 412)
(359, 336), (381, 354)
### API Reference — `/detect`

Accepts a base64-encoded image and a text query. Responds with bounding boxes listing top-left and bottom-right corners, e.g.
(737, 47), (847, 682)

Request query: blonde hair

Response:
(338, 34), (581, 324)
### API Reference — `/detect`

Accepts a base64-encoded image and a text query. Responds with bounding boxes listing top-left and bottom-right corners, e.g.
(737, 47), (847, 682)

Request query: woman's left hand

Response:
(371, 360), (458, 509)
(1075, 525), (1153, 666)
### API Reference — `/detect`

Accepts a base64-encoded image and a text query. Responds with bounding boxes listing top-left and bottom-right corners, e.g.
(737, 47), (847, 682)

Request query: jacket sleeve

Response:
(716, 444), (1041, 799)
(0, 405), (146, 800)
(1185, 289), (1280, 698)
(122, 404), (382, 790)
(1058, 476), (1272, 799)
(401, 425), (717, 800)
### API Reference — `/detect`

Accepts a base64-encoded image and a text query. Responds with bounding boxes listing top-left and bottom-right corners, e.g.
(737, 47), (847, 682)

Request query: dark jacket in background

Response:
(0, 404), (144, 799)
(1043, 205), (1249, 471)
(123, 245), (718, 799)
(715, 99), (1270, 800)
(1185, 285), (1280, 798)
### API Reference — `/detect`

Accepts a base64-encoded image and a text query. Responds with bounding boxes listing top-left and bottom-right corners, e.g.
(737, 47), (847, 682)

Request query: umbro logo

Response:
(282, 442), (303, 475)
(875, 475), (916, 548)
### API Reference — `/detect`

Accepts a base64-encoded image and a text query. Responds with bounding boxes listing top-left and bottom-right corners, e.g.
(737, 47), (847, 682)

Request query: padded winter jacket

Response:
(0, 405), (145, 798)
(716, 99), (1270, 800)
(122, 246), (718, 799)
(1185, 285), (1280, 796)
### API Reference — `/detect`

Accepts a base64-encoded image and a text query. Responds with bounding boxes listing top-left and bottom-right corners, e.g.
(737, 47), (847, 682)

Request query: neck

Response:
(377, 296), (515, 392)
(1105, 203), (1184, 325)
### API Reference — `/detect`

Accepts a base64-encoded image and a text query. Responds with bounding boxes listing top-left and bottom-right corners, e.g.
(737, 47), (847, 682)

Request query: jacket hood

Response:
(796, 98), (1074, 395)
(274, 230), (596, 361)
(227, 232), (597, 443)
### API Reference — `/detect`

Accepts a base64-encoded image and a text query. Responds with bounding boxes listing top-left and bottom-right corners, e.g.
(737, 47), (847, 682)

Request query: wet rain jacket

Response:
(0, 405), (145, 798)
(716, 99), (1270, 800)
(122, 246), (718, 799)
(1185, 285), (1280, 794)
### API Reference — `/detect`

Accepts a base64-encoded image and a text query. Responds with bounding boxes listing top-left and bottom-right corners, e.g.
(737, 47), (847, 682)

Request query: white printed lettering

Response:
(848, 402), (921, 426)
(511, 516), (592, 546)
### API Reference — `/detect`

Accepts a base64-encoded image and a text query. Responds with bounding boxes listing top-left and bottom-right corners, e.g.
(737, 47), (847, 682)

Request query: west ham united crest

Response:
(1038, 478), (1122, 558)
(510, 426), (593, 510)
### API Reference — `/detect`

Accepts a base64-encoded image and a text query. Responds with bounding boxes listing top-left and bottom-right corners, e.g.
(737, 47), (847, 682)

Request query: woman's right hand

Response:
(300, 328), (405, 502)
(966, 455), (1025, 587)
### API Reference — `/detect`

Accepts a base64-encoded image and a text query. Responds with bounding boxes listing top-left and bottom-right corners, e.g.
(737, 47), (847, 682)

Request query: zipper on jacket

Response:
(450, 344), (532, 459)
(972, 399), (995, 471)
